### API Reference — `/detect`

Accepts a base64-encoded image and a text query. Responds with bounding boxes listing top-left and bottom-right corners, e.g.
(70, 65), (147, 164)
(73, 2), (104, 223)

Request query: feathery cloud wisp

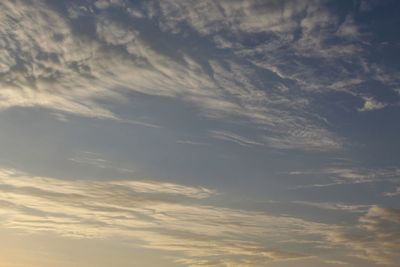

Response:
(1, 168), (400, 266)
(0, 0), (367, 151)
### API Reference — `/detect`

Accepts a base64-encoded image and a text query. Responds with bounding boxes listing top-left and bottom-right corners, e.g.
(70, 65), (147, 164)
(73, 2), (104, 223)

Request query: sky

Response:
(0, 0), (399, 266)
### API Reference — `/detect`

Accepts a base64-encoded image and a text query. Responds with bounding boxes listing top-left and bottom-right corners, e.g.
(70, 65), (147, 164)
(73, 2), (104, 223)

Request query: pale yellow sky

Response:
(0, 229), (179, 267)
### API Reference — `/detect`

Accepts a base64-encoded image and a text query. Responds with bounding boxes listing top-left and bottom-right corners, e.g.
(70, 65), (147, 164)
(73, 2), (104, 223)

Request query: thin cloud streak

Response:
(209, 130), (264, 147)
(68, 151), (135, 174)
(293, 201), (370, 213)
(290, 166), (400, 189)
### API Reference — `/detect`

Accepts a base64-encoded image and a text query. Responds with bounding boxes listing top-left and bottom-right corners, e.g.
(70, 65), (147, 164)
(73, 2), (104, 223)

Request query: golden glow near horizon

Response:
(0, 168), (399, 266)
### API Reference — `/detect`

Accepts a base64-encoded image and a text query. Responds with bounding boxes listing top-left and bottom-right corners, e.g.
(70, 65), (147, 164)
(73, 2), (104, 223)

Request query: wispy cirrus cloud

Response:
(1, 0), (374, 151)
(68, 151), (135, 174)
(326, 206), (400, 266)
(209, 130), (264, 147)
(1, 0), (399, 153)
(1, 168), (399, 266)
(290, 166), (400, 189)
(384, 187), (400, 197)
(0, 168), (316, 266)
(293, 201), (370, 213)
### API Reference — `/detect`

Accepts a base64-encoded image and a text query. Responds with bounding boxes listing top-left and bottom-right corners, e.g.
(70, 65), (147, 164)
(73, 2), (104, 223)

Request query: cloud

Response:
(1, 0), (399, 151)
(68, 151), (135, 174)
(291, 167), (400, 188)
(384, 187), (400, 197)
(358, 97), (387, 112)
(176, 140), (209, 146)
(0, 0), (353, 151)
(262, 126), (343, 151)
(1, 168), (399, 266)
(293, 201), (370, 213)
(323, 259), (351, 266)
(327, 206), (400, 266)
(209, 130), (264, 147)
(0, 168), (317, 266)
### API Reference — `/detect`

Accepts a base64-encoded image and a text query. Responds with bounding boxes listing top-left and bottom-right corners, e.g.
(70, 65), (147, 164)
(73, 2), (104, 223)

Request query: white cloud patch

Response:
(358, 97), (387, 112)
